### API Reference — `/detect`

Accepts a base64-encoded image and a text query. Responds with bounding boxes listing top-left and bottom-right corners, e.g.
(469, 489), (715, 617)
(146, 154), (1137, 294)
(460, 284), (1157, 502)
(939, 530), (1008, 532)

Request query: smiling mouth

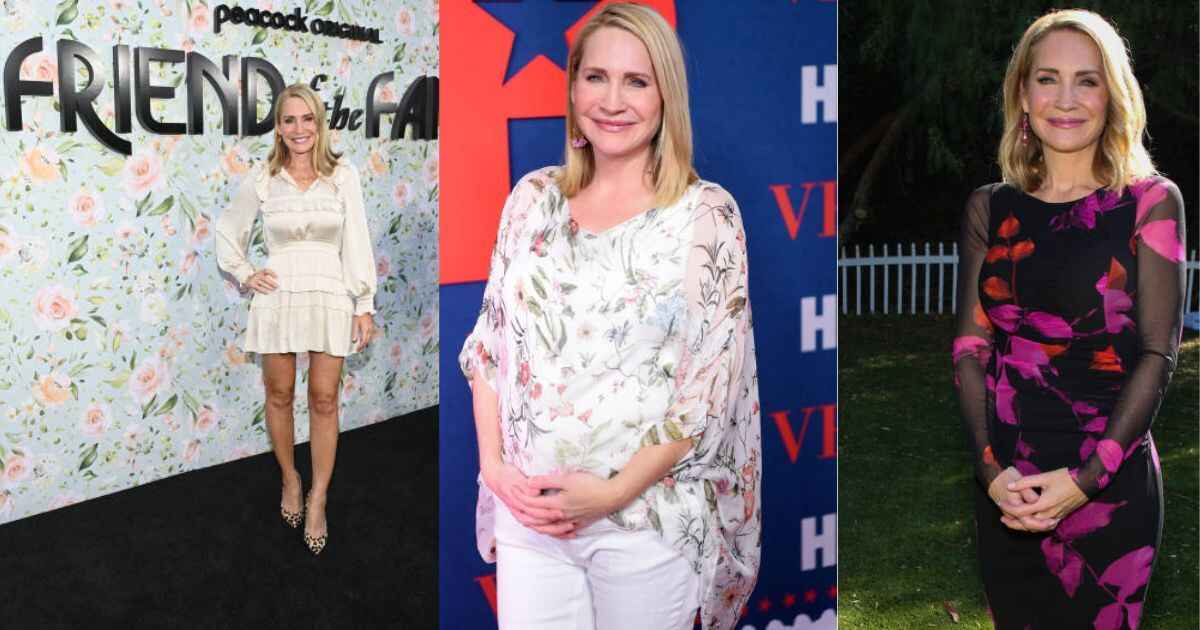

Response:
(591, 119), (634, 132)
(1047, 118), (1086, 128)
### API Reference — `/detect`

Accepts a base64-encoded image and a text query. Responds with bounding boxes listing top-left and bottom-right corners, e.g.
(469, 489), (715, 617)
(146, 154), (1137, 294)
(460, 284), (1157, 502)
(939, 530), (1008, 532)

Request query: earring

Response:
(1020, 112), (1030, 145)
(571, 136), (588, 149)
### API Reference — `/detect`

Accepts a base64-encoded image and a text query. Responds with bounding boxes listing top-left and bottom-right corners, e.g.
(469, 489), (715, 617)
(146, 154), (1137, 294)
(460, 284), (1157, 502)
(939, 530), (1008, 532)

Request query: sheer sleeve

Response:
(643, 185), (752, 449)
(214, 168), (263, 285)
(652, 184), (760, 630)
(953, 185), (1004, 489)
(457, 172), (537, 394)
(1071, 178), (1186, 497)
(338, 163), (377, 316)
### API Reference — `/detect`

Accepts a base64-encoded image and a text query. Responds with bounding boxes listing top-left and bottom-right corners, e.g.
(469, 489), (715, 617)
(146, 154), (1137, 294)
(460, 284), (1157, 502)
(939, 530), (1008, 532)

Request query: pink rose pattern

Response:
(954, 178), (1184, 628)
(32, 285), (79, 331)
(0, 5), (438, 525)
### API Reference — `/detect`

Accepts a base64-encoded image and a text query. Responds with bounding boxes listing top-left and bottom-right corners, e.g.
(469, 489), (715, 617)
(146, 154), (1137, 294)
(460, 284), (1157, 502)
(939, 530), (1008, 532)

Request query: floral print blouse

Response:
(459, 167), (762, 630)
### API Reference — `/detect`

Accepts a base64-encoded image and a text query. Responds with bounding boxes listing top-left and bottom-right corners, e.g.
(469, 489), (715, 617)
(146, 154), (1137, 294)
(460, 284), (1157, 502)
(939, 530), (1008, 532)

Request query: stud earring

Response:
(1020, 112), (1030, 145)
(571, 136), (588, 149)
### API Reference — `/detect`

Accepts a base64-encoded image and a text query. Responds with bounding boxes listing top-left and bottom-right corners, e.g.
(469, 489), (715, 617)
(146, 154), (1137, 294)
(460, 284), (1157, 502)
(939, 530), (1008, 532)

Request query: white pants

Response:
(494, 501), (700, 630)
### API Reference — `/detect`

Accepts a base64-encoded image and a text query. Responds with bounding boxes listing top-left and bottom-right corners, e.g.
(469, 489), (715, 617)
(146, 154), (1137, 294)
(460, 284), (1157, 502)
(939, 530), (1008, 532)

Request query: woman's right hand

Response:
(482, 459), (573, 536)
(245, 269), (279, 294)
(988, 466), (1056, 532)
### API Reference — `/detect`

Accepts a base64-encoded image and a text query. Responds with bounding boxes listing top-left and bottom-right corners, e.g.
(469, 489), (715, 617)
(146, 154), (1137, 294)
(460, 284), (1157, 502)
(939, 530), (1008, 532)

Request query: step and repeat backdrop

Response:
(0, 0), (438, 525)
(438, 1), (837, 628)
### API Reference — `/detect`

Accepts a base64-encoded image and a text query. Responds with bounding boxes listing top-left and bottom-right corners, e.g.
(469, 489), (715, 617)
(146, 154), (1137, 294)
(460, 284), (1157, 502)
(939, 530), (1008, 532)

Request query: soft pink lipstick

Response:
(1047, 117), (1086, 129)
(591, 118), (634, 132)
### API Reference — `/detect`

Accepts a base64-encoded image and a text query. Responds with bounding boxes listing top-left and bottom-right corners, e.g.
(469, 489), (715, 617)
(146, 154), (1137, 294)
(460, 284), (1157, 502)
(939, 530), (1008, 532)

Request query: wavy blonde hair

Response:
(999, 9), (1156, 193)
(555, 2), (698, 206)
(266, 83), (341, 177)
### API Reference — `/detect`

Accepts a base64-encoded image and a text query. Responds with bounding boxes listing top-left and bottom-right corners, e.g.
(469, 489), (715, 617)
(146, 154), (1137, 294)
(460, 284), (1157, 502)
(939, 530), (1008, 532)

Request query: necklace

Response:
(287, 166), (317, 189)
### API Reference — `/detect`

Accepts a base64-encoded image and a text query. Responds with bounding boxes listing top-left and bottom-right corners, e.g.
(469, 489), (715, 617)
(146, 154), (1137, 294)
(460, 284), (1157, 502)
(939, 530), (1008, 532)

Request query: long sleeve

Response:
(338, 163), (377, 316)
(458, 171), (541, 568)
(953, 185), (1004, 490)
(214, 169), (263, 285)
(658, 184), (761, 630)
(1071, 178), (1186, 497)
(457, 172), (534, 394)
(645, 185), (752, 451)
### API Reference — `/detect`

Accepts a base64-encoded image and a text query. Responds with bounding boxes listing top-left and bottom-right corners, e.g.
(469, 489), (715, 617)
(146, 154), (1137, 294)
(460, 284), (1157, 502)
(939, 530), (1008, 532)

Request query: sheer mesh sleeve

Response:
(953, 185), (1004, 490)
(644, 184), (753, 450)
(1071, 178), (1186, 497)
(649, 183), (761, 630)
(457, 171), (539, 393)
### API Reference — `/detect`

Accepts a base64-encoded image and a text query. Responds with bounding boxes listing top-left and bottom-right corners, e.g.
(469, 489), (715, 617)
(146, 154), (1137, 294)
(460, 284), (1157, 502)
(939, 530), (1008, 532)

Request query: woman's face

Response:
(277, 96), (319, 160)
(571, 27), (663, 164)
(1021, 29), (1110, 159)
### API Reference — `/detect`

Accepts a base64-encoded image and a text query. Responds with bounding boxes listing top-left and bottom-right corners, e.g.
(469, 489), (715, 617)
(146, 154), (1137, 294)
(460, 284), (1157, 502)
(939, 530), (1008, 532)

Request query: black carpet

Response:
(0, 406), (437, 629)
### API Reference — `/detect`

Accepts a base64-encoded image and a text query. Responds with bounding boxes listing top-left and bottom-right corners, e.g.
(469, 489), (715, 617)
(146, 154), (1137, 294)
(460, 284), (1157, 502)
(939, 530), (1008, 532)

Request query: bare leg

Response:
(262, 353), (302, 515)
(305, 351), (344, 538)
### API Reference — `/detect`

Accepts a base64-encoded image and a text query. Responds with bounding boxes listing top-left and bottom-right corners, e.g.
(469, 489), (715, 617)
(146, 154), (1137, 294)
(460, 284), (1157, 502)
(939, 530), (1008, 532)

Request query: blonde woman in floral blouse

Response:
(458, 5), (761, 629)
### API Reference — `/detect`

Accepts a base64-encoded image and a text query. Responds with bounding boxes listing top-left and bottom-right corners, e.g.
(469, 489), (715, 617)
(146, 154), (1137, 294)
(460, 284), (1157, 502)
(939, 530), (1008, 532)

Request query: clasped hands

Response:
(987, 465), (1088, 532)
(483, 460), (624, 539)
(244, 269), (374, 351)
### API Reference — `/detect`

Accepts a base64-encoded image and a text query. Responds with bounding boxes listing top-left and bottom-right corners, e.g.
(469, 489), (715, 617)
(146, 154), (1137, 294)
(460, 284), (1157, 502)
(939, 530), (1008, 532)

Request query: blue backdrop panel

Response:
(440, 2), (837, 628)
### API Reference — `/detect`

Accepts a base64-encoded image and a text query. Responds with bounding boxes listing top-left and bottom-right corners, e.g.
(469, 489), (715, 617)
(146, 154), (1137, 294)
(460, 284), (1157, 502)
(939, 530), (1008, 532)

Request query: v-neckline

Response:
(565, 196), (656, 237)
(281, 166), (319, 194)
(561, 181), (699, 237)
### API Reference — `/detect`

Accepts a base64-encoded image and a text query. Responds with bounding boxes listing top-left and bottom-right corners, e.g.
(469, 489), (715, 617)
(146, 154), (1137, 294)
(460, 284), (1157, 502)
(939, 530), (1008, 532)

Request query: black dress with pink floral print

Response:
(952, 177), (1185, 630)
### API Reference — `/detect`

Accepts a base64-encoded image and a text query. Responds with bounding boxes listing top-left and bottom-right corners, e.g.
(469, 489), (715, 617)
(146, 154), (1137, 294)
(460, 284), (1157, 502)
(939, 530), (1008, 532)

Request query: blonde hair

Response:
(266, 83), (341, 177)
(555, 2), (698, 206)
(999, 9), (1156, 193)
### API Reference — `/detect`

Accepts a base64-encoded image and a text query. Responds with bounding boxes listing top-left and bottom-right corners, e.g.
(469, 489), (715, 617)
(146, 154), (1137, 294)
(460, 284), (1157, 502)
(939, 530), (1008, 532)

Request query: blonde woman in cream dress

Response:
(216, 84), (376, 555)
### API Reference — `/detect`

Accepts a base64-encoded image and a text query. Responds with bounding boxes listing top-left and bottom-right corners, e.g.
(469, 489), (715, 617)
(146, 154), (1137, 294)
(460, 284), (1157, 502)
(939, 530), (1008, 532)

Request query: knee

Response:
(308, 390), (339, 417)
(265, 384), (296, 409)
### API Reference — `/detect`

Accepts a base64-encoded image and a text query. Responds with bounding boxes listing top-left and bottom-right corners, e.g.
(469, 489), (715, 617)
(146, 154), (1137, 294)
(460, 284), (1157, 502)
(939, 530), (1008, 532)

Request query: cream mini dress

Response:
(215, 162), (376, 357)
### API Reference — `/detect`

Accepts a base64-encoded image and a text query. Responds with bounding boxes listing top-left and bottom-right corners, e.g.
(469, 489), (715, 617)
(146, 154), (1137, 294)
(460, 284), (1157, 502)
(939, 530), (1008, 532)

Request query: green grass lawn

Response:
(838, 315), (1198, 629)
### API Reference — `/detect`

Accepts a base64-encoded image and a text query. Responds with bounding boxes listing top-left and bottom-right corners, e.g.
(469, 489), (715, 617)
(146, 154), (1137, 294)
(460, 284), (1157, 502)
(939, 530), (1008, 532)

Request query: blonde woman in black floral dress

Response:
(952, 10), (1185, 629)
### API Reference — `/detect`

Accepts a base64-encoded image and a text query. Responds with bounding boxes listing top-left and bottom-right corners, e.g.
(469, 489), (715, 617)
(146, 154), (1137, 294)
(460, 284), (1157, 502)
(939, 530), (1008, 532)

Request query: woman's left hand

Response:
(1004, 467), (1089, 524)
(519, 471), (624, 537)
(352, 314), (374, 352)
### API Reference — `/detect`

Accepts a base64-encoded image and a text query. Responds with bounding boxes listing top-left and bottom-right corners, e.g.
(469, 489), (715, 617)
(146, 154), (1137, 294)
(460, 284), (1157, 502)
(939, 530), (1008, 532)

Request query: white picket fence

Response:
(837, 243), (1200, 330)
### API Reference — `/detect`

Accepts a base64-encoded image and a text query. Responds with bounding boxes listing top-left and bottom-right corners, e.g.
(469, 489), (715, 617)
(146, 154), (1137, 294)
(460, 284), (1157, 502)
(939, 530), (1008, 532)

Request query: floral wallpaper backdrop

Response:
(0, 0), (438, 524)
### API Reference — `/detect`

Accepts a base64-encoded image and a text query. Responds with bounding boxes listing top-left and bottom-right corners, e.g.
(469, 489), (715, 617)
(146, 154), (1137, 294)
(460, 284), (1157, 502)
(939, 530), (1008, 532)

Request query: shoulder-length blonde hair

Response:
(999, 9), (1156, 193)
(266, 83), (341, 177)
(555, 2), (698, 206)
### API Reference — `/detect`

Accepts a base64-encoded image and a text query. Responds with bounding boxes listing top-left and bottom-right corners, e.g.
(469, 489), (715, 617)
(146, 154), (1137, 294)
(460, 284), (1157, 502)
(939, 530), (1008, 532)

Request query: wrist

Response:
(479, 452), (504, 481)
(986, 466), (1015, 502)
(606, 474), (638, 512)
(1065, 467), (1092, 500)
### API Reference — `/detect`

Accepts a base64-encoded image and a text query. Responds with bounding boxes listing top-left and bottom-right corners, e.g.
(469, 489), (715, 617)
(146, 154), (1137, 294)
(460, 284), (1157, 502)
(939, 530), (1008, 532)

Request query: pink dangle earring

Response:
(571, 135), (589, 149)
(1020, 112), (1030, 145)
